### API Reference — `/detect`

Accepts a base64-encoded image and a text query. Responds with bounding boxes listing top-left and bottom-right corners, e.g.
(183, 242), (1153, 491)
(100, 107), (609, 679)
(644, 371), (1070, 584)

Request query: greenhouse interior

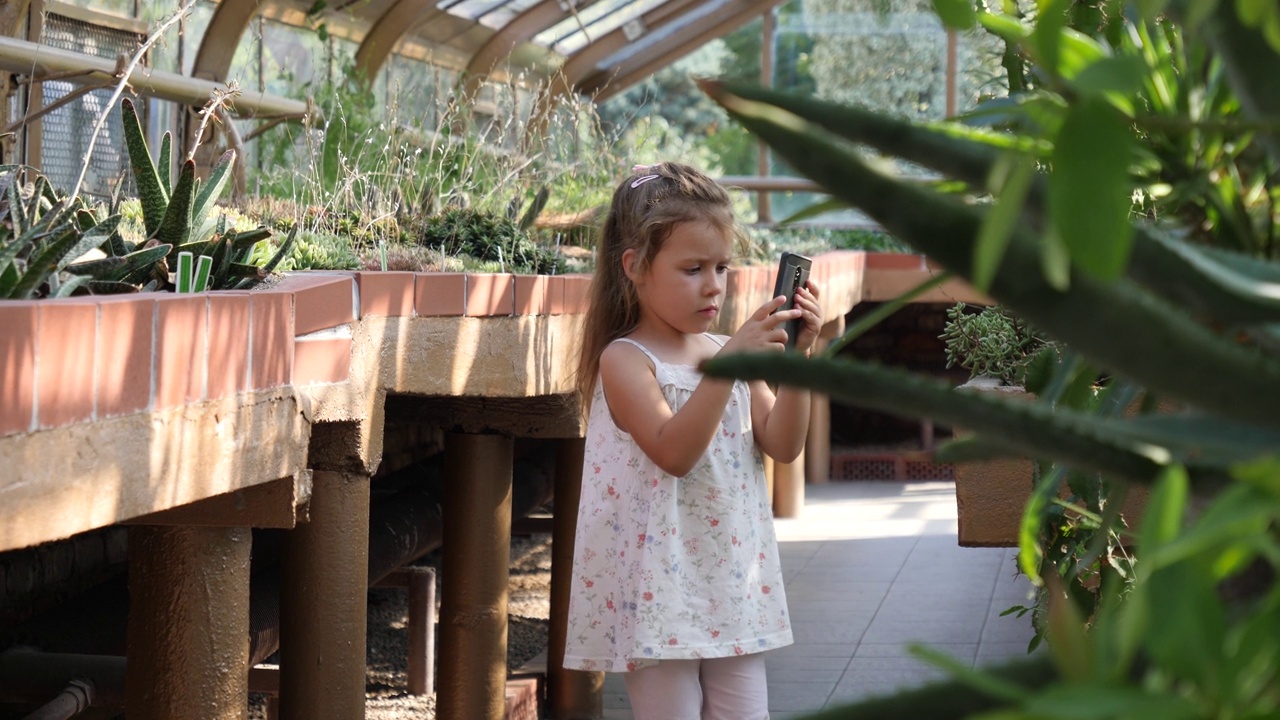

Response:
(2, 0), (1279, 718)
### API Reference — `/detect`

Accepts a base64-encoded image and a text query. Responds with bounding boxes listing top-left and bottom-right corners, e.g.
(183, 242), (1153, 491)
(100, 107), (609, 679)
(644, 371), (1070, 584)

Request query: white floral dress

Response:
(563, 336), (793, 673)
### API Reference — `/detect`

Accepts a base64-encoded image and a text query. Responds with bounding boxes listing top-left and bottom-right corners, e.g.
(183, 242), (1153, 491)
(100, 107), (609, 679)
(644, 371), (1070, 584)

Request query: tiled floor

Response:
(600, 481), (1040, 719)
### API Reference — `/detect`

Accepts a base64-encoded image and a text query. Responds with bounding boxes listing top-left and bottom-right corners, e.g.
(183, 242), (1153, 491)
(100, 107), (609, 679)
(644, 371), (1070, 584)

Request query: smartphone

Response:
(772, 251), (812, 349)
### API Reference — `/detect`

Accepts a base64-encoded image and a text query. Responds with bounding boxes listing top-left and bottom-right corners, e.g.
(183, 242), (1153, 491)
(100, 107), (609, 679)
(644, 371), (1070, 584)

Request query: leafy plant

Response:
(693, 0), (1280, 715)
(941, 302), (1049, 386)
(408, 206), (562, 275)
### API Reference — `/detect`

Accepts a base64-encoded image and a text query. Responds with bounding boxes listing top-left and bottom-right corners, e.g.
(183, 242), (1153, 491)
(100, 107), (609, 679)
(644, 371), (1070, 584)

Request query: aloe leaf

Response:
(1126, 228), (1280, 324)
(155, 159), (196, 247)
(0, 262), (17, 297)
(157, 131), (172, 195)
(0, 233), (26, 279)
(9, 172), (28, 237)
(704, 81), (1280, 324)
(701, 82), (1280, 429)
(191, 150), (235, 242)
(121, 97), (168, 236)
(24, 175), (47, 227)
(65, 256), (126, 278)
(114, 243), (172, 283)
(85, 279), (140, 295)
(705, 80), (1047, 191)
(230, 227), (272, 250)
(211, 236), (232, 287)
(58, 215), (120, 271)
(9, 225), (81, 298)
(52, 274), (91, 298)
(704, 352), (1176, 486)
(106, 228), (129, 257)
(256, 225), (294, 277)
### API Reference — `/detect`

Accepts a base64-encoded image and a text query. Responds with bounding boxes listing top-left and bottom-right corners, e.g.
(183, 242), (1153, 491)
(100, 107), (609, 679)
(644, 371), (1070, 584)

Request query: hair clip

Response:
(630, 164), (651, 174)
(630, 174), (660, 188)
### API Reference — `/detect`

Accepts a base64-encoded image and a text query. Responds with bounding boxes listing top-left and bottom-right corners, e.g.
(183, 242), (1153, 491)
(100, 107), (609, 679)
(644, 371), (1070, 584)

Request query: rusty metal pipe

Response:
(406, 567), (436, 696)
(547, 437), (604, 719)
(279, 470), (371, 720)
(0, 650), (121, 709)
(437, 433), (514, 720)
(125, 525), (251, 720)
(22, 677), (93, 720)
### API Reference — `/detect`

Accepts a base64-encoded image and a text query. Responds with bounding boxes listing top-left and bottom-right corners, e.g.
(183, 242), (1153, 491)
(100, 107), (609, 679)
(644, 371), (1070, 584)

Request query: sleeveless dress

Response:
(563, 336), (793, 672)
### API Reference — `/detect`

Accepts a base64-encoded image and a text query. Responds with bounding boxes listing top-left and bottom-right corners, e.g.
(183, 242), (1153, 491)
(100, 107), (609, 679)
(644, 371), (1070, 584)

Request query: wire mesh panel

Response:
(38, 13), (144, 197)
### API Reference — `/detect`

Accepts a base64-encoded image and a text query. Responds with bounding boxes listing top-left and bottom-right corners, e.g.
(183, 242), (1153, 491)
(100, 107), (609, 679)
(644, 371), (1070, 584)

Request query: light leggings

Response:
(622, 653), (769, 720)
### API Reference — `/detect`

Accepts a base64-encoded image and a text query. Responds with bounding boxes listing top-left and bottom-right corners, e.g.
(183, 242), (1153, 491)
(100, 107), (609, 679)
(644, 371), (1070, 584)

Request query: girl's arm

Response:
(602, 297), (795, 477)
(752, 282), (822, 462)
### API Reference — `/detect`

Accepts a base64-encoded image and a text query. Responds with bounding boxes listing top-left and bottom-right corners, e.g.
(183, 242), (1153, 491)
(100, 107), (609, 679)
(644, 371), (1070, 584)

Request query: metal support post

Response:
(125, 525), (251, 720)
(437, 433), (514, 720)
(279, 470), (371, 720)
(548, 437), (603, 718)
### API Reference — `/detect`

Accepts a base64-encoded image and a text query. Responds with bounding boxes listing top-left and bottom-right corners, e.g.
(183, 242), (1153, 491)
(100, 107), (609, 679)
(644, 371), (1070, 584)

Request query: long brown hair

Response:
(575, 162), (740, 411)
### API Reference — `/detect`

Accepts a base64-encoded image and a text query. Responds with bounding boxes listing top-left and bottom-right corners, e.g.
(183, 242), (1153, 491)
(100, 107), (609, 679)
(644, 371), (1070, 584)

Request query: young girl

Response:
(564, 162), (821, 719)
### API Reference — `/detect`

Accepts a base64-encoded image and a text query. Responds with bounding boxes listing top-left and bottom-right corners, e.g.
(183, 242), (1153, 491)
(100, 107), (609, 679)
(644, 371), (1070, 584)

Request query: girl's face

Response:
(626, 219), (733, 339)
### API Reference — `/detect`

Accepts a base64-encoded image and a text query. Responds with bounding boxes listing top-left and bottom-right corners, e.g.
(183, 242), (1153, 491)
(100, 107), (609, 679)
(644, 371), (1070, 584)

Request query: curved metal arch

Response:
(578, 0), (786, 102)
(191, 0), (261, 83)
(459, 0), (594, 101)
(353, 0), (439, 83)
(552, 0), (702, 98)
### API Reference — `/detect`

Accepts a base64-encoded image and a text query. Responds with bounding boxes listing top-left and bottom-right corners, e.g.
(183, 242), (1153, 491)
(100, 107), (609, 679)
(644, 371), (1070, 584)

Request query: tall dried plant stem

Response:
(68, 0), (200, 201)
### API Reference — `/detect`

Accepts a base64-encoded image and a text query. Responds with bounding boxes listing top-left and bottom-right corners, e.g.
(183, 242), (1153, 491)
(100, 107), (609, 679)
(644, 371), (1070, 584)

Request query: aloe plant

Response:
(697, 0), (1280, 717)
(120, 97), (295, 290)
(0, 165), (161, 298)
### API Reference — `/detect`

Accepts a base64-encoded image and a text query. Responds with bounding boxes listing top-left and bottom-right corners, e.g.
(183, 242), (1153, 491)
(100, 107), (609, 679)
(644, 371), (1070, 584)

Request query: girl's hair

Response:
(575, 162), (741, 410)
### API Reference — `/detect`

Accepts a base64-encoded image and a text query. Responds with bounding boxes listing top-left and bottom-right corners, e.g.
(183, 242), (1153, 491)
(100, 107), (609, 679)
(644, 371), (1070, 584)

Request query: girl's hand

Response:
(720, 295), (795, 356)
(792, 281), (822, 355)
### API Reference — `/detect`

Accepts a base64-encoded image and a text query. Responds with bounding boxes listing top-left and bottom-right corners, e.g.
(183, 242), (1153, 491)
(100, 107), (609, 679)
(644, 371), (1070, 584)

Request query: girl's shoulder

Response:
(601, 337), (658, 374)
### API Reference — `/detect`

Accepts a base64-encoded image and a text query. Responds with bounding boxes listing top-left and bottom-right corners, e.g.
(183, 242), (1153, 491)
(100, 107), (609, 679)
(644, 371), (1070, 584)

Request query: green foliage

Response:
(940, 302), (1049, 385)
(744, 223), (910, 263)
(699, 0), (1280, 715)
(407, 207), (562, 275)
(266, 230), (361, 271)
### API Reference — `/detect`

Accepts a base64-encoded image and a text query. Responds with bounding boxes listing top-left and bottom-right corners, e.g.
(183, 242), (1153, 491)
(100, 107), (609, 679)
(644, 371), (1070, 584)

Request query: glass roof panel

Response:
(475, 0), (545, 29)
(534, 0), (666, 55)
(436, 0), (505, 22)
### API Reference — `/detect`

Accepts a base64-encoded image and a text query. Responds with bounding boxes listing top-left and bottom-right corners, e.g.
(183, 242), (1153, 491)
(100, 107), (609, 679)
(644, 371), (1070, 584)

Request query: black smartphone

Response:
(772, 251), (812, 349)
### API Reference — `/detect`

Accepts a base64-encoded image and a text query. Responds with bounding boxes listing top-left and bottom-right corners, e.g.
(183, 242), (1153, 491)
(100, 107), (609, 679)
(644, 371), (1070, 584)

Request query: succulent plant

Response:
(120, 97), (295, 291)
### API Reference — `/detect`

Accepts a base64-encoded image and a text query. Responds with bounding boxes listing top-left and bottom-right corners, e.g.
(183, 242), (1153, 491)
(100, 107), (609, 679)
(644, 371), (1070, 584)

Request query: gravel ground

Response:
(250, 533), (554, 718)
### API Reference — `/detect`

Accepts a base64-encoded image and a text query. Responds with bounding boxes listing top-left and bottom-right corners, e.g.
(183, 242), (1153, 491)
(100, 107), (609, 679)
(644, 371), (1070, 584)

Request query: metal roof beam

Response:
(354, 0), (440, 83)
(554, 0), (702, 94)
(191, 0), (259, 83)
(579, 0), (786, 102)
(460, 0), (596, 101)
